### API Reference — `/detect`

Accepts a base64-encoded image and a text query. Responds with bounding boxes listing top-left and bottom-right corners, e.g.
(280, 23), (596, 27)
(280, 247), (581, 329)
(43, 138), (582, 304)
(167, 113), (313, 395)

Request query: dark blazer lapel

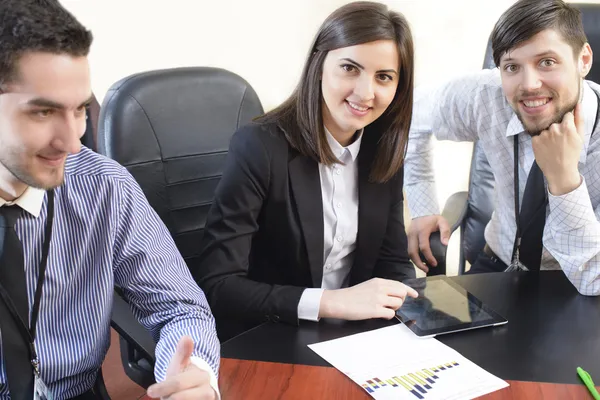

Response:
(289, 153), (324, 288)
(352, 140), (390, 283)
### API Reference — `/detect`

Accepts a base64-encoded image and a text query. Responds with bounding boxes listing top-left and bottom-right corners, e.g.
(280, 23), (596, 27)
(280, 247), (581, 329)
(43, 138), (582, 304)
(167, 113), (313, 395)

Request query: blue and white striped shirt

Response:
(0, 147), (220, 398)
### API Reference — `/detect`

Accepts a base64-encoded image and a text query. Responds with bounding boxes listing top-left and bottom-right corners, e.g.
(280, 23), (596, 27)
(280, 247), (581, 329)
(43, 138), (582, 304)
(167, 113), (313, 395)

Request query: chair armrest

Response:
(110, 289), (156, 363)
(441, 191), (469, 232)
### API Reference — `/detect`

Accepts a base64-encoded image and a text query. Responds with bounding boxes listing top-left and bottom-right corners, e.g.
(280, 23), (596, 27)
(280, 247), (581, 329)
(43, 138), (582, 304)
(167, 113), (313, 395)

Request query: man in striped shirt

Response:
(0, 0), (220, 398)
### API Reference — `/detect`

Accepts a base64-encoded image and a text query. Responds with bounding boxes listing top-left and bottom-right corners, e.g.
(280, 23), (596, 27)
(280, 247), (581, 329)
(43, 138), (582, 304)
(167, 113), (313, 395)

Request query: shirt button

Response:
(579, 265), (584, 272)
(336, 235), (343, 242)
(325, 263), (332, 270)
(335, 169), (341, 175)
(337, 202), (342, 208)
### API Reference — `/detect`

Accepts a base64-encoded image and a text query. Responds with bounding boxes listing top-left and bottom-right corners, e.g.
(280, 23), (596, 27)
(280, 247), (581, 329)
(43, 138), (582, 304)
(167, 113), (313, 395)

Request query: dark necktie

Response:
(517, 161), (548, 271)
(0, 205), (34, 399)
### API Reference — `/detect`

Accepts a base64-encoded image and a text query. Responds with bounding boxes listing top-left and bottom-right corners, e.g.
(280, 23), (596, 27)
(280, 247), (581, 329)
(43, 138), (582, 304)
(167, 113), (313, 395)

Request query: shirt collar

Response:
(323, 127), (363, 162)
(505, 81), (597, 164)
(0, 186), (46, 217)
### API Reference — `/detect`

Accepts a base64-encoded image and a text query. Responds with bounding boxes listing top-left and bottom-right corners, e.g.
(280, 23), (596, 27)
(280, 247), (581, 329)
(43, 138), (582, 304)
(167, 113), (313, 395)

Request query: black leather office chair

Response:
(429, 3), (600, 275)
(98, 67), (264, 388)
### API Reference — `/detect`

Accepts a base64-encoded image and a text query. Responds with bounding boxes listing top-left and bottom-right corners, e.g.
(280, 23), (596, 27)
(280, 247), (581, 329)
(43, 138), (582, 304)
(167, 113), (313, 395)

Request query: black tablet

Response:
(396, 276), (507, 337)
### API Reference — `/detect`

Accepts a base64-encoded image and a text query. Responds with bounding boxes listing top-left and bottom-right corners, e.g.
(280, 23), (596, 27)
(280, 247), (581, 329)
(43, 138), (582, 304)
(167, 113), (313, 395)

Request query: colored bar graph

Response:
(360, 360), (464, 397)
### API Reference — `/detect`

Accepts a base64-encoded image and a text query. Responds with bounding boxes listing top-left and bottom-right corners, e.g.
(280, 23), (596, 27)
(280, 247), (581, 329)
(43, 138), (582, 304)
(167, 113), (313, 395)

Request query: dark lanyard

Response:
(0, 189), (54, 377)
(511, 92), (600, 263)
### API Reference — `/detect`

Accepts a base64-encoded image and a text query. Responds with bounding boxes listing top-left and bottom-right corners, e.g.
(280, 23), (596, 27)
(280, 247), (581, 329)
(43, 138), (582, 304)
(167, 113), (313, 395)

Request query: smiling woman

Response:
(256, 1), (414, 183)
(194, 1), (418, 341)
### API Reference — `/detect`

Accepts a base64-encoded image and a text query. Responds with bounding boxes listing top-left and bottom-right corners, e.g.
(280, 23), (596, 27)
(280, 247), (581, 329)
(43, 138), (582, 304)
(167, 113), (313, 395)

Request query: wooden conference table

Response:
(218, 272), (600, 399)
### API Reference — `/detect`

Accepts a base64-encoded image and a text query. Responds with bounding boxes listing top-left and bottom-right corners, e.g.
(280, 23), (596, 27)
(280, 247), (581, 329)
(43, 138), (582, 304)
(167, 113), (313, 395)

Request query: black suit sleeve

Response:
(372, 169), (416, 281)
(194, 125), (305, 325)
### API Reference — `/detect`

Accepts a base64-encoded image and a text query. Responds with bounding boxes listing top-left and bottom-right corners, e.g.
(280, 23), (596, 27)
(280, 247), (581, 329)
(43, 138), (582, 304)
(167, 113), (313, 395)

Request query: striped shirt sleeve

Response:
(111, 169), (221, 382)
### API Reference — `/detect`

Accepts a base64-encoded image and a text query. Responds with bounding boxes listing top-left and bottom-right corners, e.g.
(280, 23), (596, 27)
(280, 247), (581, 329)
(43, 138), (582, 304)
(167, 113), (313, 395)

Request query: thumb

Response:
(166, 336), (194, 377)
(573, 101), (585, 138)
(438, 217), (451, 246)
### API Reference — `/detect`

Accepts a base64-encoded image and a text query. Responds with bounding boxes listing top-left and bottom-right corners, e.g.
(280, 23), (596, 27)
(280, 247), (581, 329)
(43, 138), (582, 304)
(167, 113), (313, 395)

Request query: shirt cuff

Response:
(297, 288), (324, 322)
(547, 176), (597, 230)
(190, 356), (220, 400)
(404, 182), (441, 218)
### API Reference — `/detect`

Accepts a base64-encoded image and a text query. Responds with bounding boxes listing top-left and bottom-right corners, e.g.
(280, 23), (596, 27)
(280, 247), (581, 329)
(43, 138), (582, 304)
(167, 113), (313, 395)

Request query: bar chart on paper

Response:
(360, 361), (472, 399)
(309, 325), (508, 400)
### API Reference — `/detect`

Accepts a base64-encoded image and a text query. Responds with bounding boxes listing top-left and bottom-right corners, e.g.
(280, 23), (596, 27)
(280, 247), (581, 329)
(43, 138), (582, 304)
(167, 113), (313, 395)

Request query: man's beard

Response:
(514, 81), (581, 137)
(0, 152), (64, 190)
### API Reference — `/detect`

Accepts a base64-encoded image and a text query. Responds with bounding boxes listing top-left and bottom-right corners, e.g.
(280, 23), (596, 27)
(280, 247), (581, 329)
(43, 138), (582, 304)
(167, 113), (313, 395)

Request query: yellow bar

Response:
(409, 373), (427, 385)
(422, 369), (434, 377)
(403, 375), (417, 385)
(393, 376), (413, 390)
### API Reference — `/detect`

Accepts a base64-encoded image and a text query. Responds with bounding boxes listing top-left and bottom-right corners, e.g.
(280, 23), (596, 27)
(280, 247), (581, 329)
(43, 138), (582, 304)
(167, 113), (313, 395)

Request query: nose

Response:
(354, 75), (375, 103)
(53, 113), (84, 154)
(520, 66), (543, 92)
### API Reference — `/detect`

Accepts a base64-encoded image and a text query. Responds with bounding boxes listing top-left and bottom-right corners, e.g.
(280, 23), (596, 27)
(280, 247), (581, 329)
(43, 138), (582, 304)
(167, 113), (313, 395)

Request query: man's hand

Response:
(147, 336), (217, 400)
(533, 103), (584, 196)
(407, 215), (450, 272)
(319, 278), (418, 320)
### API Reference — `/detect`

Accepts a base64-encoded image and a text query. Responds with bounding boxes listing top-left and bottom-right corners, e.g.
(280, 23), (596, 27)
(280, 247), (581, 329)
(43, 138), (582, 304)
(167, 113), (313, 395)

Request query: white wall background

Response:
(62, 0), (600, 275)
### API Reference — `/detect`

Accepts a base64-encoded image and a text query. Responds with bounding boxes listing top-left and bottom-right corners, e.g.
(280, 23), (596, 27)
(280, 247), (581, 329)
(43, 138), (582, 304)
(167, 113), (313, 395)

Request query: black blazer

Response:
(194, 122), (415, 329)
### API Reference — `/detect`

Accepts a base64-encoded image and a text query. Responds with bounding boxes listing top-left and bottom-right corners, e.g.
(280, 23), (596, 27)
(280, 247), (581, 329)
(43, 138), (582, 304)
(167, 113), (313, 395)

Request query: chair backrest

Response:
(580, 3), (600, 83)
(460, 3), (600, 266)
(462, 141), (495, 265)
(81, 94), (100, 151)
(98, 67), (264, 272)
(458, 37), (496, 266)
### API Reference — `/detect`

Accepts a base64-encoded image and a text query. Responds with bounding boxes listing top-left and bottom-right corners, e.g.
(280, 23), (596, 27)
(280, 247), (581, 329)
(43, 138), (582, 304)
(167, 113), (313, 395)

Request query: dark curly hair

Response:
(0, 0), (93, 87)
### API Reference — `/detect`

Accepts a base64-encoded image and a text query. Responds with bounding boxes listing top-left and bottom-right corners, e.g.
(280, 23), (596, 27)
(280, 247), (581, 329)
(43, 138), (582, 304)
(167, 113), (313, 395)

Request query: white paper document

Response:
(308, 324), (508, 400)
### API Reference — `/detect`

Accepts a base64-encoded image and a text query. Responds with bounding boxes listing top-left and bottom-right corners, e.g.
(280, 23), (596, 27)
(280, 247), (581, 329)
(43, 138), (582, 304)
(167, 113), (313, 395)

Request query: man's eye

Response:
(35, 109), (53, 118)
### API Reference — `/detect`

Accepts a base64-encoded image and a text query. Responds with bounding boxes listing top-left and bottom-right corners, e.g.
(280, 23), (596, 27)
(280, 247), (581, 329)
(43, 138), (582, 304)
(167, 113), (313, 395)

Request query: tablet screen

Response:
(396, 276), (506, 336)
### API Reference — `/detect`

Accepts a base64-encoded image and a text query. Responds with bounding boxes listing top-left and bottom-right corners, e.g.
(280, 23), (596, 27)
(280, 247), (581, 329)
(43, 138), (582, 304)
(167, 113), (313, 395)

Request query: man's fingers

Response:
(160, 387), (215, 400)
(408, 233), (428, 273)
(418, 231), (437, 267)
(438, 217), (451, 246)
(573, 101), (585, 137)
(561, 109), (574, 130)
(148, 366), (209, 398)
(166, 336), (195, 378)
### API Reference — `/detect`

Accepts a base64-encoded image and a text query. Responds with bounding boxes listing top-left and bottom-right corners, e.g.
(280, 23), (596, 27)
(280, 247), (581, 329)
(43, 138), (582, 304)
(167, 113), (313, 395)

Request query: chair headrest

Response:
(98, 67), (263, 166)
